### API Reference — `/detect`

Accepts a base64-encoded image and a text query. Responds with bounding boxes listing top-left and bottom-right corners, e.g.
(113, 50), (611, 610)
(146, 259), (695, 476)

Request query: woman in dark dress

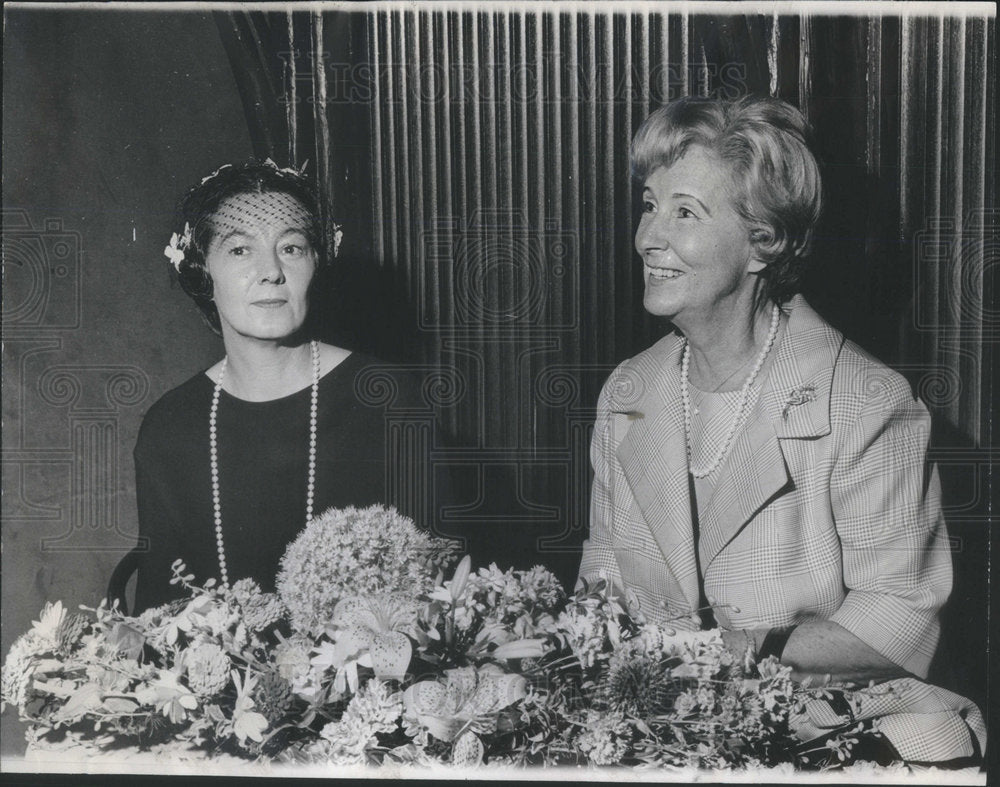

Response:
(113, 161), (433, 613)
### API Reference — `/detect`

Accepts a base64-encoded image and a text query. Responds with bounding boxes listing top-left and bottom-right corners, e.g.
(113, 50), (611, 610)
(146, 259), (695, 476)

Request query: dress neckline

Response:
(201, 350), (356, 406)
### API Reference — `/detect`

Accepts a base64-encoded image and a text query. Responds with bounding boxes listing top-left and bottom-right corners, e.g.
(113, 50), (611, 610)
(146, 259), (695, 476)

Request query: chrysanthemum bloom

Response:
(29, 601), (68, 651)
(185, 642), (231, 697)
(1, 633), (41, 711)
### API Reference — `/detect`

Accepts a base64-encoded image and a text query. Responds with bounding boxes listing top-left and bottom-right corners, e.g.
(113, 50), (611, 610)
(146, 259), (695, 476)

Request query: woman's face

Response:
(635, 146), (764, 330)
(204, 191), (317, 343)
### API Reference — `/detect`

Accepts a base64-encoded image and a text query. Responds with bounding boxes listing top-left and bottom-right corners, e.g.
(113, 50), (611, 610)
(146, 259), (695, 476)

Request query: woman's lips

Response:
(251, 299), (288, 308)
(646, 265), (684, 280)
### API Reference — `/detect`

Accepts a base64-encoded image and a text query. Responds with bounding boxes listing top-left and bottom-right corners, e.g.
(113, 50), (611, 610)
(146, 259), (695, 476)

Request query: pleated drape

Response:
(898, 14), (994, 448)
(216, 3), (995, 586)
(359, 7), (995, 447)
(361, 10), (804, 565)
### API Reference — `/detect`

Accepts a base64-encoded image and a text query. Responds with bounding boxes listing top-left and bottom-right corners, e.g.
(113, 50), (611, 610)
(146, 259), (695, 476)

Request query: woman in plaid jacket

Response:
(579, 96), (983, 763)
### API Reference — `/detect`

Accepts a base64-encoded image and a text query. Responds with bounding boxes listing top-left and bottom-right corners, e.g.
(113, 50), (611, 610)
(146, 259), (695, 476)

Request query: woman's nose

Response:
(636, 214), (669, 253)
(258, 250), (286, 284)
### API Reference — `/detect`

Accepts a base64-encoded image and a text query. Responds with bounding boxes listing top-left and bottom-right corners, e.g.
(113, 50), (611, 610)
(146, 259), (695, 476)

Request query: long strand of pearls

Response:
(305, 340), (319, 523)
(681, 305), (780, 479)
(209, 358), (227, 584)
(210, 340), (320, 587)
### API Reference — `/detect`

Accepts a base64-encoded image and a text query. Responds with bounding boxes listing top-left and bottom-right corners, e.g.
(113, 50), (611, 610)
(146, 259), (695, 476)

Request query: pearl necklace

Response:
(209, 340), (320, 587)
(681, 305), (780, 479)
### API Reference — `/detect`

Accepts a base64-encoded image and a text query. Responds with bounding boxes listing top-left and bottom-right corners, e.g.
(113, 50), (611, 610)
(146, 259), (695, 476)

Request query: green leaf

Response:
(101, 696), (138, 714)
(55, 683), (103, 722)
(449, 556), (472, 602)
(492, 638), (547, 660)
(109, 622), (145, 660)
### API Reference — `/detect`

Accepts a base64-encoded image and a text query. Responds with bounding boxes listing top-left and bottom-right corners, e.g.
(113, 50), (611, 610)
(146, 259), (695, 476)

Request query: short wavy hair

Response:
(172, 161), (324, 334)
(630, 95), (822, 308)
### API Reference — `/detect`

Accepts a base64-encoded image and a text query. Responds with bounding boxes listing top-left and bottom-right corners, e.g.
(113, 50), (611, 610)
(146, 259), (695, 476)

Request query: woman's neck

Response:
(215, 337), (316, 402)
(682, 303), (779, 393)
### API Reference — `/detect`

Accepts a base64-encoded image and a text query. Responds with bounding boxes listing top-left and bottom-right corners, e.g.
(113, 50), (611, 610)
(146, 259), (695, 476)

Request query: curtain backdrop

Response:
(216, 7), (995, 444)
(215, 5), (995, 707)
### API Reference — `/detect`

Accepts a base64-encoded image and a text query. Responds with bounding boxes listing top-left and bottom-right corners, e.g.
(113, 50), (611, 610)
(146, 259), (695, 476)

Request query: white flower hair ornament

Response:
(196, 158), (307, 189)
(199, 164), (234, 185)
(262, 157), (310, 178)
(164, 222), (192, 272)
(332, 223), (344, 258)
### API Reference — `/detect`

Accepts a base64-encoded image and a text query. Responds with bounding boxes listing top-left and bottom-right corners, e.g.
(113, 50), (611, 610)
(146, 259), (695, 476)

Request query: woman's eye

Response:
(642, 200), (656, 214)
(677, 206), (697, 219)
(228, 245), (250, 257)
(281, 243), (311, 258)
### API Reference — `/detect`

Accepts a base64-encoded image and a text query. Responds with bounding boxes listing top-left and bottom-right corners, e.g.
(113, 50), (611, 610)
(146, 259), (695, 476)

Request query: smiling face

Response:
(635, 146), (765, 332)
(204, 191), (317, 344)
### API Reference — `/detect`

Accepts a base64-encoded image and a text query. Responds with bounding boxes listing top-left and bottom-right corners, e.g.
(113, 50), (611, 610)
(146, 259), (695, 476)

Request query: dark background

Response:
(2, 4), (994, 762)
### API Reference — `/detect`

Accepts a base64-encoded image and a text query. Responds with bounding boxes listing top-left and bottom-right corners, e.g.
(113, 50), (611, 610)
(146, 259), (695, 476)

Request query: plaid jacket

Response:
(579, 296), (952, 680)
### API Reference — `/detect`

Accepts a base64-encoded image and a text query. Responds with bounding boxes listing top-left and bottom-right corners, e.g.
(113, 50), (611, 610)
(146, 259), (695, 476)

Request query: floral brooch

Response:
(782, 384), (817, 420)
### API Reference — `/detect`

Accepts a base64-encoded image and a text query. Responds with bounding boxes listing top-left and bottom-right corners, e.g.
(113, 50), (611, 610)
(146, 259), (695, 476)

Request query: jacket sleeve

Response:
(577, 368), (626, 593)
(827, 370), (952, 679)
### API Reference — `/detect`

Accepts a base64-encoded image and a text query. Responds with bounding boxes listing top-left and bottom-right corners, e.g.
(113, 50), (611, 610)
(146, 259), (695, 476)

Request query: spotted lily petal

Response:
(403, 680), (464, 741)
(452, 730), (484, 767)
(369, 631), (411, 682)
(403, 680), (449, 717)
(470, 673), (528, 716)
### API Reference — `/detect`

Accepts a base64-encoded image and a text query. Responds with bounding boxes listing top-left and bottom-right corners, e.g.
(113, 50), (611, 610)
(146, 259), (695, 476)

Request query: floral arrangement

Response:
(1, 574), (289, 757)
(0, 505), (966, 772)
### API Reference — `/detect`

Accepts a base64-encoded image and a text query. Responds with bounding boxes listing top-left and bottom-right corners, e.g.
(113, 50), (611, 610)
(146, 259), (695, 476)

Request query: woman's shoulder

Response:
(632, 332), (683, 368)
(833, 339), (923, 412)
(777, 313), (923, 430)
(321, 349), (430, 410)
(603, 332), (682, 390)
(783, 297), (922, 415)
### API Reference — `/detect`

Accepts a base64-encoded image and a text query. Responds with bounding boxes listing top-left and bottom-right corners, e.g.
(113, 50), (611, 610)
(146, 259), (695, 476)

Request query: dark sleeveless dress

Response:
(123, 352), (442, 613)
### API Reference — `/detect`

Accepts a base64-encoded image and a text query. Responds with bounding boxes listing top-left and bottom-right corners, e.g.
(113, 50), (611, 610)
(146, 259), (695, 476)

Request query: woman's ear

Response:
(747, 226), (772, 274)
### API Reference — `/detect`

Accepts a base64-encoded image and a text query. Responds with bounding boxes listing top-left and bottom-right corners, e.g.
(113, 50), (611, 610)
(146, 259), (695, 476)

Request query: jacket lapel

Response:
(615, 337), (701, 612)
(701, 296), (843, 570)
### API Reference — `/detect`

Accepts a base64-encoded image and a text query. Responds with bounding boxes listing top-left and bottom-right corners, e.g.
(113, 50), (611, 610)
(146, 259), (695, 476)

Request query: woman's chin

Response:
(643, 294), (681, 320)
(224, 321), (308, 344)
